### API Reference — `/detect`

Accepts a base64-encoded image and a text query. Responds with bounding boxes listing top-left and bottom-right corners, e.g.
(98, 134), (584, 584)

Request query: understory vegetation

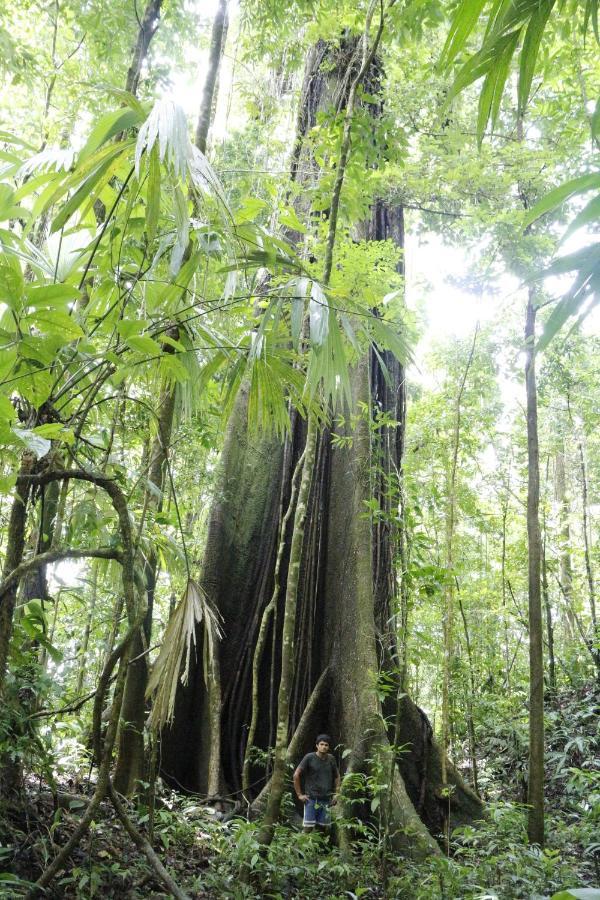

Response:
(0, 0), (599, 897)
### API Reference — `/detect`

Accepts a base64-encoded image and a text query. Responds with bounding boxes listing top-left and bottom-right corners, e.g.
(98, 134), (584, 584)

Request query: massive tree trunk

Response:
(160, 323), (482, 845)
(160, 34), (483, 851)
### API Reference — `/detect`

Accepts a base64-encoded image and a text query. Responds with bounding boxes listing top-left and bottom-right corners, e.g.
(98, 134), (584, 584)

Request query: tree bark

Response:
(125, 0), (163, 97)
(525, 293), (545, 846)
(113, 378), (177, 795)
(555, 444), (576, 641)
(541, 519), (556, 696)
(0, 453), (36, 693)
(578, 439), (600, 678)
(195, 0), (229, 155)
(441, 326), (478, 809)
(259, 415), (317, 841)
(161, 25), (485, 854)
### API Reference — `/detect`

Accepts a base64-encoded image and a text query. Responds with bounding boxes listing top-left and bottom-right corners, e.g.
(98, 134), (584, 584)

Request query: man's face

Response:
(316, 740), (329, 754)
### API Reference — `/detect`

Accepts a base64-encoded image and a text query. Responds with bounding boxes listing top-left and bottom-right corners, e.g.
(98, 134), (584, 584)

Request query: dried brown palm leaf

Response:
(146, 578), (222, 731)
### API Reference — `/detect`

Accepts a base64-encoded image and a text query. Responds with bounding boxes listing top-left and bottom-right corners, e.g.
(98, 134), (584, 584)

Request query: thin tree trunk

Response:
(195, 0), (229, 155)
(541, 461), (556, 696)
(113, 380), (176, 795)
(242, 445), (306, 796)
(501, 494), (512, 691)
(76, 560), (99, 696)
(579, 439), (599, 673)
(125, 0), (163, 96)
(556, 444), (576, 640)
(258, 415), (317, 840)
(541, 523), (556, 696)
(441, 325), (478, 820)
(0, 453), (35, 692)
(116, 0), (230, 790)
(525, 292), (544, 846)
(398, 478), (410, 693)
(457, 588), (479, 796)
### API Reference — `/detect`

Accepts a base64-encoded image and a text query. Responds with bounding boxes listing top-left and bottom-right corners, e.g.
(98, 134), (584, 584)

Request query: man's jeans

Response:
(303, 797), (331, 827)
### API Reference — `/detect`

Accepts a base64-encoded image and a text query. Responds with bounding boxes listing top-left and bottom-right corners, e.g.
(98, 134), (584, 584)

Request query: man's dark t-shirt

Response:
(297, 752), (339, 799)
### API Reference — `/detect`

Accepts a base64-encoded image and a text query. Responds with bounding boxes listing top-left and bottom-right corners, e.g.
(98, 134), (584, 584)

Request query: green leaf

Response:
(135, 98), (190, 180)
(0, 349), (17, 382)
(0, 394), (16, 423)
(146, 251), (201, 311)
(32, 423), (75, 444)
(541, 242), (600, 278)
(25, 283), (81, 308)
(116, 318), (149, 340)
(50, 147), (128, 233)
(125, 335), (163, 356)
(93, 84), (146, 118)
(160, 334), (187, 353)
(537, 248), (600, 350)
(518, 0), (555, 116)
(22, 309), (84, 340)
(0, 183), (23, 220)
(524, 172), (600, 227)
(19, 334), (66, 365)
(291, 277), (309, 349)
(583, 0), (600, 43)
(0, 254), (25, 311)
(171, 184), (189, 275)
(440, 0), (489, 68)
(563, 193), (600, 241)
(477, 30), (520, 137)
(279, 207), (307, 234)
(0, 472), (17, 492)
(161, 355), (190, 383)
(16, 366), (54, 408)
(79, 107), (144, 162)
(0, 872), (37, 887)
(370, 318), (411, 366)
(591, 95), (600, 139)
(235, 196), (268, 225)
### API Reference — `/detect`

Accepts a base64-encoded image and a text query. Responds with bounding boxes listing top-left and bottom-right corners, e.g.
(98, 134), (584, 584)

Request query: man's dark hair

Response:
(315, 733), (332, 745)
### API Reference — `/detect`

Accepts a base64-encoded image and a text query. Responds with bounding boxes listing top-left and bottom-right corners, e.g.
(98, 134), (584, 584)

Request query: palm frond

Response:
(146, 578), (222, 731)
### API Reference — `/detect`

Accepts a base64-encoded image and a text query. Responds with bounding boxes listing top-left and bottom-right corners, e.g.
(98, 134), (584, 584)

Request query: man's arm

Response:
(293, 765), (308, 802)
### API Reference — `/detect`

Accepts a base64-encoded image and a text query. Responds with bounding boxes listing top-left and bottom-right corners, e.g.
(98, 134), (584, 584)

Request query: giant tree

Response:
(160, 15), (483, 855)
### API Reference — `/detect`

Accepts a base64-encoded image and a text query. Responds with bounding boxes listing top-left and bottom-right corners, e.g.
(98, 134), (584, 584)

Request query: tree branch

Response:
(0, 548), (121, 600)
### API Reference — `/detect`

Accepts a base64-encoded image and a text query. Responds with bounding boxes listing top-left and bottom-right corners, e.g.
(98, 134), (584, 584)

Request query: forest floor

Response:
(1, 685), (598, 899)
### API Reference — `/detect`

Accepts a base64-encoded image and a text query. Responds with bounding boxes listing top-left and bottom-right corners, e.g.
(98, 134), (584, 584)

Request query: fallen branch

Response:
(109, 782), (192, 900)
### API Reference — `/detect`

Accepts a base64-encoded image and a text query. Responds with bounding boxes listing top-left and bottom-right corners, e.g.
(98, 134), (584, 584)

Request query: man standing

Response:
(293, 734), (341, 833)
